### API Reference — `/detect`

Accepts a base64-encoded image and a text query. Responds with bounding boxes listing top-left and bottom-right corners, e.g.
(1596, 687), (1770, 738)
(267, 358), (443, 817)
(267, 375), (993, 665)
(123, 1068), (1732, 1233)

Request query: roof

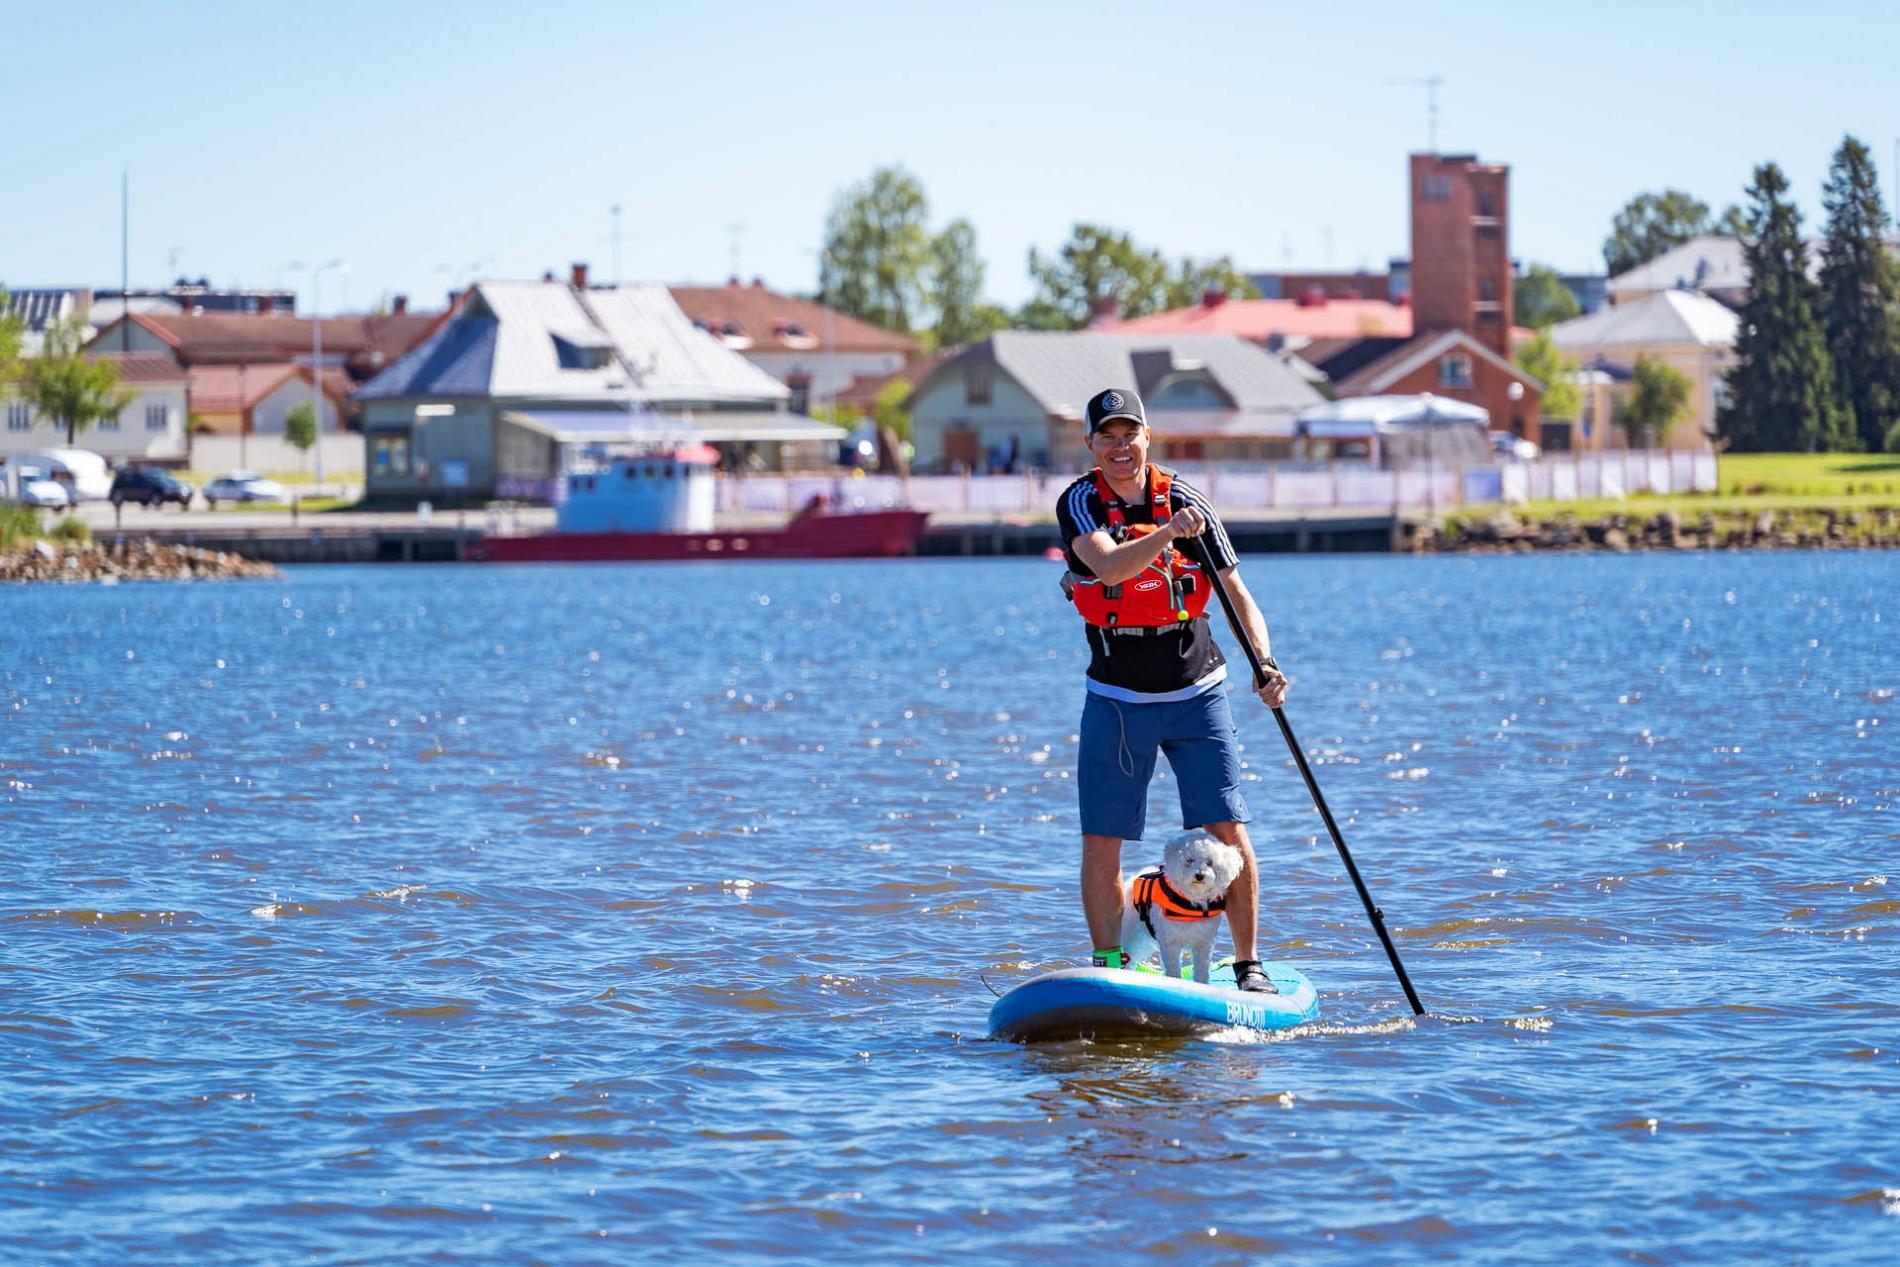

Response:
(1295, 336), (1413, 383)
(836, 354), (949, 410)
(668, 283), (919, 355)
(4, 287), (86, 332)
(1331, 330), (1544, 395)
(1549, 288), (1740, 350)
(1608, 236), (1749, 298)
(89, 352), (187, 384)
(1103, 297), (1413, 342)
(1296, 394), (1489, 436)
(355, 281), (790, 407)
(917, 331), (1324, 422)
(89, 310), (445, 376)
(188, 363), (352, 414)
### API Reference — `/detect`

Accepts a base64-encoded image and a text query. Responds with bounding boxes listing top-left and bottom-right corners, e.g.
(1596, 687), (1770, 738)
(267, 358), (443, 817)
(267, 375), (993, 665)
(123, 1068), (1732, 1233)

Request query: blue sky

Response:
(7, 1), (1898, 314)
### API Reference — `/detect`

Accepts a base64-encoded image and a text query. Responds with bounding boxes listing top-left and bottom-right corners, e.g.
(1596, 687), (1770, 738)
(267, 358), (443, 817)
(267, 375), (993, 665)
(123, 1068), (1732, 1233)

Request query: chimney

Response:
(751, 277), (765, 290)
(1201, 286), (1228, 309)
(393, 294), (408, 315)
(571, 262), (589, 289)
(1087, 296), (1122, 328)
(1295, 285), (1328, 308)
(542, 270), (556, 282)
(258, 295), (276, 315)
(728, 276), (742, 288)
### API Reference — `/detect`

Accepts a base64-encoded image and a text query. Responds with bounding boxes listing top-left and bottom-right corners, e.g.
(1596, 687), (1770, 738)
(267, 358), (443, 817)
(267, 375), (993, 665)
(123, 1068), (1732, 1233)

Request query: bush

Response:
(48, 515), (91, 544)
(0, 504), (37, 549)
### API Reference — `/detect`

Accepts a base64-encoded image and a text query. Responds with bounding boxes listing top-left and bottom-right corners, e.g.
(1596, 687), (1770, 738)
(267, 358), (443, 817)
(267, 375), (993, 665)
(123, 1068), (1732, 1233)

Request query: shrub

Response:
(0, 504), (37, 549)
(48, 515), (91, 544)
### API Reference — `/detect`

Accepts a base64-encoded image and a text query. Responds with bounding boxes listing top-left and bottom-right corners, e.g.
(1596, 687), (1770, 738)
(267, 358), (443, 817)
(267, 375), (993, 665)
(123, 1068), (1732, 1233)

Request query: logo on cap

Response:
(1101, 391), (1123, 411)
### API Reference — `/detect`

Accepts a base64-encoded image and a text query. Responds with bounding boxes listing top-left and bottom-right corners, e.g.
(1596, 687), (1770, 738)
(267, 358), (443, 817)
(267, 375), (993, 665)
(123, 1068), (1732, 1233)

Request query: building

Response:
(186, 364), (353, 437)
(1, 353), (189, 463)
(1410, 152), (1513, 361)
(1548, 289), (1738, 450)
(1249, 261), (1408, 303)
(85, 305), (442, 392)
(667, 280), (920, 411)
(4, 288), (89, 357)
(1298, 329), (1543, 440)
(907, 332), (1325, 472)
(1102, 289), (1413, 346)
(1608, 237), (1748, 309)
(353, 275), (840, 502)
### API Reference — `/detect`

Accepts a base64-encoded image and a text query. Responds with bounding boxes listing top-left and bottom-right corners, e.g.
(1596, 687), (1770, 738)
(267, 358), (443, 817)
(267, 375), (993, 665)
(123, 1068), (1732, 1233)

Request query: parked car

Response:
(1489, 431), (1542, 462)
(110, 467), (196, 509)
(19, 476), (73, 509)
(202, 472), (287, 507)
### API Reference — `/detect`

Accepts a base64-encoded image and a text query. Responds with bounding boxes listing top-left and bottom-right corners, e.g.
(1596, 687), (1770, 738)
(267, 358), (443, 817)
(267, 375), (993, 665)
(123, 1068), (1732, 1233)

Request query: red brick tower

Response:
(1409, 153), (1512, 360)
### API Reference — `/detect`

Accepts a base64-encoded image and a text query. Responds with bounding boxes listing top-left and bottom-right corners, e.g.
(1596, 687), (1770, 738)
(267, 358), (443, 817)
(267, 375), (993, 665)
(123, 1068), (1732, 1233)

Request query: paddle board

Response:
(988, 961), (1318, 1042)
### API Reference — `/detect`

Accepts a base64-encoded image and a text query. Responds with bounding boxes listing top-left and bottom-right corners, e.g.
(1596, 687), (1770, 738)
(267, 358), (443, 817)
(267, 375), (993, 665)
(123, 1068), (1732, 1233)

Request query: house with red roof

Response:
(1, 353), (189, 463)
(1103, 288), (1413, 346)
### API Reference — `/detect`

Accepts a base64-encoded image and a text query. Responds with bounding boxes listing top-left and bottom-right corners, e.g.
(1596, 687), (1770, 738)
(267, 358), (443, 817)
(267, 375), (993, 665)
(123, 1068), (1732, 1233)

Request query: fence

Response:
(187, 435), (363, 480)
(719, 450), (1720, 517)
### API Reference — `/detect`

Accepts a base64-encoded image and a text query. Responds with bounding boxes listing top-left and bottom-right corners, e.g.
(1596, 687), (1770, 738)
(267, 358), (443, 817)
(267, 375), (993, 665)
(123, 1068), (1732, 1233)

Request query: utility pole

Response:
(121, 170), (129, 351)
(1388, 75), (1446, 153)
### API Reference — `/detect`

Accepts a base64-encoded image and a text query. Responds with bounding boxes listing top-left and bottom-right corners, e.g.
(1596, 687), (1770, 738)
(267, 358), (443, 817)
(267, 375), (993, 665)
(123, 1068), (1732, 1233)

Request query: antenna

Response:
(1388, 75), (1445, 153)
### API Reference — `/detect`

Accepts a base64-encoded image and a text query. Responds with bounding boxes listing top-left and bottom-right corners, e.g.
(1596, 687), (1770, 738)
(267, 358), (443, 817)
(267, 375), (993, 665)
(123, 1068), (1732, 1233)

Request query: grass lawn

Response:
(1461, 451), (1900, 521)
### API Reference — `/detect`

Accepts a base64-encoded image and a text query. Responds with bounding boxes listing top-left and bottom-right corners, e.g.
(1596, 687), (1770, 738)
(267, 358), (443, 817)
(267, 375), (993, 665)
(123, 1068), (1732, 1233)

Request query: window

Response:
(371, 434), (411, 476)
(146, 403), (170, 432)
(99, 409), (121, 432)
(1478, 277), (1496, 303)
(1422, 176), (1453, 202)
(5, 402), (29, 432)
(965, 368), (993, 407)
(1477, 192), (1496, 218)
(1439, 354), (1473, 388)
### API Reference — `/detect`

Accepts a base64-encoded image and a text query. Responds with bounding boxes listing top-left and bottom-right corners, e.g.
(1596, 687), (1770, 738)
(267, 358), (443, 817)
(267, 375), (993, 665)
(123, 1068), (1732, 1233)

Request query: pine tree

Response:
(1817, 135), (1900, 453)
(1719, 163), (1851, 452)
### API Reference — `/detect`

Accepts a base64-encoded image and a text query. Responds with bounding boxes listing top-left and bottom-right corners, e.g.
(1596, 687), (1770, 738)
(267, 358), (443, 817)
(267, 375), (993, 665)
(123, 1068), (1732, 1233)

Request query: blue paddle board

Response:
(989, 962), (1318, 1042)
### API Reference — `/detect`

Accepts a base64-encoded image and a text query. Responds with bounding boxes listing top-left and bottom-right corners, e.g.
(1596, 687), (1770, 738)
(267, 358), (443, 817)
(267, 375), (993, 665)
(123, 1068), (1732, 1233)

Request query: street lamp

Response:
(289, 258), (348, 493)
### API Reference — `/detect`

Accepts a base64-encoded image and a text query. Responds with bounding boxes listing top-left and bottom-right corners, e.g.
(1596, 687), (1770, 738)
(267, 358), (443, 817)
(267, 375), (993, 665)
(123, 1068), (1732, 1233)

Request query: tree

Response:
(1514, 330), (1580, 421)
(1621, 354), (1694, 446)
(870, 375), (913, 443)
(1025, 224), (1172, 328)
(818, 166), (932, 334)
(1162, 256), (1261, 310)
(925, 218), (1010, 350)
(1817, 134), (1900, 453)
(1513, 264), (1580, 329)
(284, 400), (318, 465)
(1719, 163), (1852, 452)
(0, 286), (24, 387)
(1602, 190), (1750, 276)
(19, 315), (133, 447)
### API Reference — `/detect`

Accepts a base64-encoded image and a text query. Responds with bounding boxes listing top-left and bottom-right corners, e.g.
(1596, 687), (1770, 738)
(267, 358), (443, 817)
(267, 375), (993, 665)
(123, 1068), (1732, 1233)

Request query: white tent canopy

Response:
(1295, 394), (1490, 468)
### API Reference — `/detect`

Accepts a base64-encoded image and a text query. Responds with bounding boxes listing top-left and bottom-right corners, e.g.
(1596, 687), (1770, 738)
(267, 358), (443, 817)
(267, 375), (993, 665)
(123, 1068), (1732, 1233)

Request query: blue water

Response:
(2, 552), (1896, 1263)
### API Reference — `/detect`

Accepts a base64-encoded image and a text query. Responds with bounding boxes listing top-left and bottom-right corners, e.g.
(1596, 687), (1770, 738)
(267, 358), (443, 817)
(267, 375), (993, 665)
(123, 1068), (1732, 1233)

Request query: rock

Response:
(1603, 528), (1630, 551)
(1754, 510), (1776, 538)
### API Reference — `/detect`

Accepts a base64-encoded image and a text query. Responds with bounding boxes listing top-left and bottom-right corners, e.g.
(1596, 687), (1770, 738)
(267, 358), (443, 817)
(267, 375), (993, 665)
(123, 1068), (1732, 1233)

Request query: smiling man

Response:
(1055, 387), (1289, 993)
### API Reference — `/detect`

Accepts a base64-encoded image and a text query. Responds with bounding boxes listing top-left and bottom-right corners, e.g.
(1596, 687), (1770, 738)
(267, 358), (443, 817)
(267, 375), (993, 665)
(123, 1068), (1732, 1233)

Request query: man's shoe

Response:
(1232, 960), (1279, 994)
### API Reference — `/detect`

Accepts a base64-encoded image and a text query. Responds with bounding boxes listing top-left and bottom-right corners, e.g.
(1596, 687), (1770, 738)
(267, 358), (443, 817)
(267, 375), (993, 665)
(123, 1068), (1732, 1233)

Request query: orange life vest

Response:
(1069, 466), (1211, 629)
(1129, 866), (1226, 940)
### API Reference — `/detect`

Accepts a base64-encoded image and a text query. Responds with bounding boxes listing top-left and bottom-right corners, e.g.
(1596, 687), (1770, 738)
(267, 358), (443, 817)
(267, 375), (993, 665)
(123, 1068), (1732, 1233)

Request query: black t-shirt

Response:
(1055, 466), (1239, 701)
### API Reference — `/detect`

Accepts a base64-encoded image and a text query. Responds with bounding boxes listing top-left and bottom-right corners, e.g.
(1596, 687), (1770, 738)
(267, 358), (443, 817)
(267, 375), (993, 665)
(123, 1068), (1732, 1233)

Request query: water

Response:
(2, 552), (1895, 1263)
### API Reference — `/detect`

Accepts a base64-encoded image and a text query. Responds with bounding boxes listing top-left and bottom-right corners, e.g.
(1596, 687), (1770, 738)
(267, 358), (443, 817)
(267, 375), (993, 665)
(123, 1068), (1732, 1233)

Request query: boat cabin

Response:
(557, 445), (718, 533)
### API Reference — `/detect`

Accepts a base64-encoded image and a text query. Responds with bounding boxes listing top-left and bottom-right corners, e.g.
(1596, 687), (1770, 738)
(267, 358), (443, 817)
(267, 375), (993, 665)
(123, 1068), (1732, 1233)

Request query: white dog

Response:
(1120, 829), (1244, 983)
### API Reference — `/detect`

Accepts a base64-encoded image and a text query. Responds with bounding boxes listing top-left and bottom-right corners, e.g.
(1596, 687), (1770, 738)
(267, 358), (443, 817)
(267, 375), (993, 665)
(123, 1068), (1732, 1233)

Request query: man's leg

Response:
(1204, 821), (1258, 961)
(1080, 835), (1125, 953)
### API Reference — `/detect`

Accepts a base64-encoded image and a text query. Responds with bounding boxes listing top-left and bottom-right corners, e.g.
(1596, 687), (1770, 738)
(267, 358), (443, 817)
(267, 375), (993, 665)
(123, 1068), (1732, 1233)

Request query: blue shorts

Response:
(1078, 688), (1251, 841)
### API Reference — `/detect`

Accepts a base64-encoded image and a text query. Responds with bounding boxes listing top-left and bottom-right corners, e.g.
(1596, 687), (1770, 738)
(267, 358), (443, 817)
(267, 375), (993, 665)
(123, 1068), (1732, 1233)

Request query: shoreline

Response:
(1414, 506), (1900, 553)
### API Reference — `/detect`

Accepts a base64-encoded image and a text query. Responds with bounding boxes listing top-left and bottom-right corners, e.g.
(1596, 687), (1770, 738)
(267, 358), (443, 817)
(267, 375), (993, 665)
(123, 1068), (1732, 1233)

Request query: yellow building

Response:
(1548, 290), (1737, 451)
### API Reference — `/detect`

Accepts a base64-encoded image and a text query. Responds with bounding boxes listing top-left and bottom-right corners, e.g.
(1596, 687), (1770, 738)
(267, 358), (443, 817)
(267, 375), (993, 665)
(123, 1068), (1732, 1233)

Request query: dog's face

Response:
(1163, 831), (1243, 904)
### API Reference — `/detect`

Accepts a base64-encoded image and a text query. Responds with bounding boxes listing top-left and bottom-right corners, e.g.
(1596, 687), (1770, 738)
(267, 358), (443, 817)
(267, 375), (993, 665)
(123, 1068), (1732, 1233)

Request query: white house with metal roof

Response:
(907, 332), (1326, 473)
(1549, 288), (1738, 450)
(354, 280), (843, 501)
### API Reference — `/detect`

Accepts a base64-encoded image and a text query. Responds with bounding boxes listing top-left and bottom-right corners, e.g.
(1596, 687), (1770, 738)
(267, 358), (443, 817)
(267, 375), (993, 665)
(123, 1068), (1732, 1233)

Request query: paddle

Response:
(1187, 534), (1427, 1016)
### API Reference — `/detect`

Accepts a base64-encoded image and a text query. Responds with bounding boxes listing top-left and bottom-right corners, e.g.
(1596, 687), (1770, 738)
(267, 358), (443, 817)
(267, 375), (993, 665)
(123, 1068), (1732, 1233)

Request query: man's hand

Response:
(1168, 505), (1208, 541)
(1255, 662), (1289, 709)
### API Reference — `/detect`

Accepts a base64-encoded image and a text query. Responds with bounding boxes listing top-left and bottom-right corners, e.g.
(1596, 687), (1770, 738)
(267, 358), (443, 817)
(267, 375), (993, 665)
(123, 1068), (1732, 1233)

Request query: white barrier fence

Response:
(723, 450), (1720, 516)
(187, 434), (364, 479)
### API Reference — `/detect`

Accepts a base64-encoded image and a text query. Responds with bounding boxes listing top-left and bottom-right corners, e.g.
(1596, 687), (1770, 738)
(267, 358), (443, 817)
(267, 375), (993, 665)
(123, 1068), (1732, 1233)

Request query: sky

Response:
(7, 1), (1899, 316)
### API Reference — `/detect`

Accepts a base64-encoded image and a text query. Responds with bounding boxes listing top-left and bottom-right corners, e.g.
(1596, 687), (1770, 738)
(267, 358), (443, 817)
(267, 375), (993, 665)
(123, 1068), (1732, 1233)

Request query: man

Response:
(1055, 387), (1289, 993)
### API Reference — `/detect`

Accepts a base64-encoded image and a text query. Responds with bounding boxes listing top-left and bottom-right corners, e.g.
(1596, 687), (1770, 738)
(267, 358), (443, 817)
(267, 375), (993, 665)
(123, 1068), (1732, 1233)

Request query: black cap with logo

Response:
(1085, 388), (1145, 434)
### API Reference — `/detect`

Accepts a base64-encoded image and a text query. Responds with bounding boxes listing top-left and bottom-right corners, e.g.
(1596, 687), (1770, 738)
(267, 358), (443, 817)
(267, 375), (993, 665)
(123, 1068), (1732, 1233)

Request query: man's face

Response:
(1088, 420), (1149, 480)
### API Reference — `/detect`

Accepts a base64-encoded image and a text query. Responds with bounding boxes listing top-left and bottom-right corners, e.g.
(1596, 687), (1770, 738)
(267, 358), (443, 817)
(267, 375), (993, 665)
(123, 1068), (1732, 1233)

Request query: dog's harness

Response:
(1130, 865), (1226, 941)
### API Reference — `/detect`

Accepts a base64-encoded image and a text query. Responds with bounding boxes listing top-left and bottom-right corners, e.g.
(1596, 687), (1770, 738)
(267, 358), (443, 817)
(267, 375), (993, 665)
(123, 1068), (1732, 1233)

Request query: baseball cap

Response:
(1085, 388), (1145, 434)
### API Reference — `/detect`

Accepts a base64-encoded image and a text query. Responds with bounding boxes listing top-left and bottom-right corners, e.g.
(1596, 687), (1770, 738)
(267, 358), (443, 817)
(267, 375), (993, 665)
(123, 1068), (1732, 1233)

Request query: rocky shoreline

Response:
(1411, 507), (1900, 553)
(1, 539), (282, 583)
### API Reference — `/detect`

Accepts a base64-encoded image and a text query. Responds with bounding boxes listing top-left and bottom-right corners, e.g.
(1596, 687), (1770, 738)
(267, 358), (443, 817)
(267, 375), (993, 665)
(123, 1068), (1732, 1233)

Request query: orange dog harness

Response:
(1129, 865), (1226, 941)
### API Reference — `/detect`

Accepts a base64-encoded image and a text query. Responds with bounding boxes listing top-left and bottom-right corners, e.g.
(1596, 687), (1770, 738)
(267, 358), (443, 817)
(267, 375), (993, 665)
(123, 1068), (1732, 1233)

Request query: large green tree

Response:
(1025, 224), (1172, 328)
(1719, 163), (1852, 452)
(1513, 264), (1581, 329)
(1513, 330), (1580, 421)
(925, 218), (1010, 350)
(1603, 189), (1749, 276)
(19, 315), (134, 447)
(1817, 135), (1900, 453)
(1163, 256), (1261, 310)
(818, 165), (932, 333)
(1621, 353), (1694, 446)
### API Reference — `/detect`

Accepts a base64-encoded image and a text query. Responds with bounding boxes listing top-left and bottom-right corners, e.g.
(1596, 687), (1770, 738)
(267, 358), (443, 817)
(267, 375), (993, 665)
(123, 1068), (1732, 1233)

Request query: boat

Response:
(988, 962), (1318, 1042)
(473, 444), (928, 562)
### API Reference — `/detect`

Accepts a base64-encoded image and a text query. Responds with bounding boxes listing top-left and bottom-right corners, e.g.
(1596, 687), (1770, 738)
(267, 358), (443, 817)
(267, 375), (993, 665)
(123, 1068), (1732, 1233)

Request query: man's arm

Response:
(1218, 565), (1288, 708)
(1071, 505), (1209, 585)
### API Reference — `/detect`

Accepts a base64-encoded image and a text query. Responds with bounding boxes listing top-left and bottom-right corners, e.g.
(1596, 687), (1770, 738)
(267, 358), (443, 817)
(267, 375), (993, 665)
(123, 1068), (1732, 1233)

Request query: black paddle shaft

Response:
(1188, 534), (1426, 1016)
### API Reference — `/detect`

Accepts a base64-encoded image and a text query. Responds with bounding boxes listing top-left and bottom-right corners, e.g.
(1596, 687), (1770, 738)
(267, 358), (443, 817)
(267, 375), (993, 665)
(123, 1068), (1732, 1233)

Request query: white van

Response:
(1, 449), (113, 501)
